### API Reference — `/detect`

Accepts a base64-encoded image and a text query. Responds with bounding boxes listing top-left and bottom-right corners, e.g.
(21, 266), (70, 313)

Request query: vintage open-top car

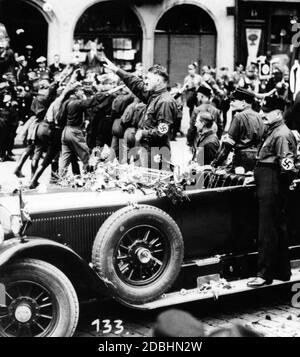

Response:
(0, 166), (300, 337)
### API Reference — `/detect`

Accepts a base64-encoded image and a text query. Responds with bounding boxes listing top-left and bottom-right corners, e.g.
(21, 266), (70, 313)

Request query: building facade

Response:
(0, 0), (235, 83)
(236, 0), (300, 67)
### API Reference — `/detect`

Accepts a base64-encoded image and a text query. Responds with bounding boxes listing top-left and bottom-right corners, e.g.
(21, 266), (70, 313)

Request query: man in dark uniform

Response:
(104, 58), (178, 169)
(187, 85), (223, 144)
(192, 112), (220, 165)
(247, 96), (298, 287)
(49, 54), (65, 81)
(59, 84), (111, 174)
(212, 88), (264, 172)
(34, 57), (50, 81)
(25, 45), (35, 72)
(13, 79), (59, 178)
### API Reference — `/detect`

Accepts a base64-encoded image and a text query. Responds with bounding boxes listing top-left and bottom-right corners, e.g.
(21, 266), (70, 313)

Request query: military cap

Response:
(152, 309), (205, 337)
(16, 55), (25, 62)
(25, 45), (33, 50)
(199, 112), (214, 124)
(261, 96), (286, 113)
(36, 56), (47, 63)
(0, 81), (9, 90)
(197, 85), (212, 98)
(230, 88), (255, 103)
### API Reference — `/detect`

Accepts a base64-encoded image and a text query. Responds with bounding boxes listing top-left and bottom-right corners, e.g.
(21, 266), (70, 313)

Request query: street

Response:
(75, 285), (300, 337)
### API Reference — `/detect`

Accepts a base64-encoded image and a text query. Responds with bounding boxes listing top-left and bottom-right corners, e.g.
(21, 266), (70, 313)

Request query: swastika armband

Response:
(281, 158), (295, 171)
(158, 123), (169, 135)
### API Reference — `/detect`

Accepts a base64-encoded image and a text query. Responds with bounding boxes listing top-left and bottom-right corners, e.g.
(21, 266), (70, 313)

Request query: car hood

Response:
(0, 188), (157, 216)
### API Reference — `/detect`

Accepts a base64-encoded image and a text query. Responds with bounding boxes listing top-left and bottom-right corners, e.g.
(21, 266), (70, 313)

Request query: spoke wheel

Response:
(114, 225), (170, 286)
(92, 205), (184, 305)
(0, 281), (56, 337)
(0, 259), (79, 337)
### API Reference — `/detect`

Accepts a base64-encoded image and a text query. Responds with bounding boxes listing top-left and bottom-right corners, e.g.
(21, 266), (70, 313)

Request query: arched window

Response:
(0, 0), (48, 59)
(155, 4), (217, 84)
(156, 4), (216, 34)
(74, 1), (142, 71)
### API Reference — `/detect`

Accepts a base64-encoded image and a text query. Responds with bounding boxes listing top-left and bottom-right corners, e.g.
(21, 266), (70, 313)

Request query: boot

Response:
(13, 146), (34, 178)
(50, 161), (59, 184)
(29, 166), (45, 189)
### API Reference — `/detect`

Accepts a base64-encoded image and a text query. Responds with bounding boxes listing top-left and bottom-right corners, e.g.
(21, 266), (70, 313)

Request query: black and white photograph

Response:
(1, 0), (300, 344)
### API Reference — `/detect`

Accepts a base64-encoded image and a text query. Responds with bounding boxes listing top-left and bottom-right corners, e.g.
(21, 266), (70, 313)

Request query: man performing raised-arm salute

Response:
(104, 57), (178, 168)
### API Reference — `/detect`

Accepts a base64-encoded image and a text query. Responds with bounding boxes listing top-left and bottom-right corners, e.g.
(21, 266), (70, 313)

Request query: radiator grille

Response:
(27, 210), (114, 262)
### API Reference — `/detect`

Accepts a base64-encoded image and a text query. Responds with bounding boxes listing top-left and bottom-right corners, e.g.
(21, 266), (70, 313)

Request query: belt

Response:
(236, 147), (258, 152)
(256, 162), (277, 168)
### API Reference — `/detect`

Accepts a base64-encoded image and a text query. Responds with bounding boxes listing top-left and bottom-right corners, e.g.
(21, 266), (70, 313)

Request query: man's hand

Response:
(243, 177), (255, 186)
(189, 162), (213, 173)
(135, 129), (147, 143)
(103, 57), (118, 74)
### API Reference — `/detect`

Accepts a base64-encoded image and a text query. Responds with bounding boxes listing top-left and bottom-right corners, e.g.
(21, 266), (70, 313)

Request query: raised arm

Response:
(103, 57), (150, 103)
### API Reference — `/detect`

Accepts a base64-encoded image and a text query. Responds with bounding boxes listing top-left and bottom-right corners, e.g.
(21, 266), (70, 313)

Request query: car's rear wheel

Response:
(92, 205), (184, 305)
(0, 259), (79, 337)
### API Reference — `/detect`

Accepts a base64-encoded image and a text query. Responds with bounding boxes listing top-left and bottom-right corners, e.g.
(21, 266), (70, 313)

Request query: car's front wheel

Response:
(0, 259), (79, 337)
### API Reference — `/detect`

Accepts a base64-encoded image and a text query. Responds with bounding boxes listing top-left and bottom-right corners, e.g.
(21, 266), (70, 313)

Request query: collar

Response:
(238, 105), (252, 113)
(267, 118), (284, 134)
(197, 129), (214, 143)
(148, 87), (167, 101)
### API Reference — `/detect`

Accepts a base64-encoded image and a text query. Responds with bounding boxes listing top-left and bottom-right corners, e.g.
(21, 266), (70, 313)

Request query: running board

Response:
(131, 266), (300, 311)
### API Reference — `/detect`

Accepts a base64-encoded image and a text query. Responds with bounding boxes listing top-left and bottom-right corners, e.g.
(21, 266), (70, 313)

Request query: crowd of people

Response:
(1, 38), (298, 178)
(2, 22), (300, 330)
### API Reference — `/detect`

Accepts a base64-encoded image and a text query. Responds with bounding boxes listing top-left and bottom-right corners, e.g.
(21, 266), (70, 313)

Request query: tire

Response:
(0, 259), (79, 337)
(92, 205), (184, 305)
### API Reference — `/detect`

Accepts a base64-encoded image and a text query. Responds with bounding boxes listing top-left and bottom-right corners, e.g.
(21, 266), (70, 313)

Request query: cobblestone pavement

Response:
(75, 285), (300, 337)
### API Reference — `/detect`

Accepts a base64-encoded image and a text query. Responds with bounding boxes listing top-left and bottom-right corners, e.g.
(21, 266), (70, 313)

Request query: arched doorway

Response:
(0, 0), (48, 58)
(74, 1), (143, 71)
(154, 4), (217, 84)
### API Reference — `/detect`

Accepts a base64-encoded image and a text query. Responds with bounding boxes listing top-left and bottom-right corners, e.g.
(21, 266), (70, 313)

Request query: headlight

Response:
(11, 215), (22, 236)
(0, 224), (4, 244)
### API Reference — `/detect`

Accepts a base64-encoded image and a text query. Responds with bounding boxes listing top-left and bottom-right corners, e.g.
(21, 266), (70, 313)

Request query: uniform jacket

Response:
(116, 69), (178, 148)
(226, 107), (264, 151)
(192, 129), (220, 165)
(65, 92), (108, 127)
(257, 118), (298, 175)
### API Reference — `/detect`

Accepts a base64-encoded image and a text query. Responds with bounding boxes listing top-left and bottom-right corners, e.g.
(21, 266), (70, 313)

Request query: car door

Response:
(173, 182), (258, 260)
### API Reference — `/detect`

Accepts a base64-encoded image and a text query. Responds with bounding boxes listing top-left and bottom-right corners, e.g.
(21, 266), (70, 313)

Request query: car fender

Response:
(0, 237), (110, 299)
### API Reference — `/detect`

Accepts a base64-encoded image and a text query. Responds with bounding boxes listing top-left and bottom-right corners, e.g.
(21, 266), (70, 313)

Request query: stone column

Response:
(142, 35), (155, 70)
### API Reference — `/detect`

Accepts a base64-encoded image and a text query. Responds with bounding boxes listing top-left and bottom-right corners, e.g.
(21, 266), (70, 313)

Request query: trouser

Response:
(138, 140), (172, 170)
(60, 126), (90, 174)
(254, 164), (291, 281)
(0, 122), (8, 158)
(14, 144), (35, 173)
(117, 127), (137, 164)
(6, 125), (18, 154)
(171, 114), (183, 140)
(96, 115), (113, 148)
(186, 89), (197, 117)
(30, 127), (80, 187)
